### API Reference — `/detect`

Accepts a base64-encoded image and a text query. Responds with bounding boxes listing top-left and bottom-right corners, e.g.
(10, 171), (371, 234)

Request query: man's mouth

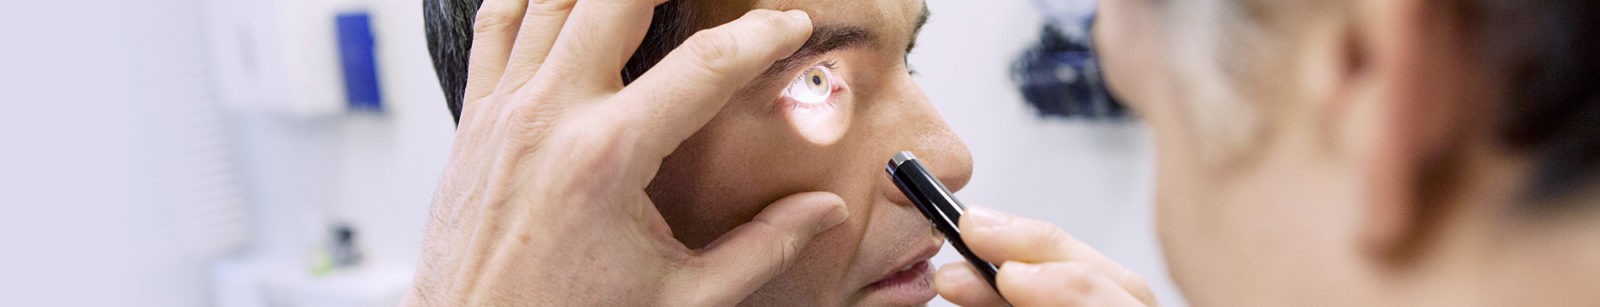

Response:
(864, 242), (940, 304)
(869, 260), (932, 288)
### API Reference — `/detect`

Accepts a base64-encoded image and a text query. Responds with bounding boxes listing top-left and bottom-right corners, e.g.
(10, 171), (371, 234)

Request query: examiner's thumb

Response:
(684, 192), (849, 304)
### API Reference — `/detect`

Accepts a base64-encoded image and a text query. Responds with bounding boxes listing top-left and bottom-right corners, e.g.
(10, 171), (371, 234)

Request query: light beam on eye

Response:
(784, 66), (834, 105)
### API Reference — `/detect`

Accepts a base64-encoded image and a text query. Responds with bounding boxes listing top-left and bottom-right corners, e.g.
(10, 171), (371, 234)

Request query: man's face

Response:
(645, 0), (971, 306)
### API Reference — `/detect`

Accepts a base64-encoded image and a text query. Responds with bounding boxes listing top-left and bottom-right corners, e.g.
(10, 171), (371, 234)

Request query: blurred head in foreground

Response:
(1096, 0), (1600, 304)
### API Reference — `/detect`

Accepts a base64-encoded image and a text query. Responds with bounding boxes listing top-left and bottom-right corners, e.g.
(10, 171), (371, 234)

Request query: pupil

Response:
(811, 75), (822, 85)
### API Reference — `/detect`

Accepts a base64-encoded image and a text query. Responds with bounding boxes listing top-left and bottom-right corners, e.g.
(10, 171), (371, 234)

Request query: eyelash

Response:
(818, 59), (840, 73)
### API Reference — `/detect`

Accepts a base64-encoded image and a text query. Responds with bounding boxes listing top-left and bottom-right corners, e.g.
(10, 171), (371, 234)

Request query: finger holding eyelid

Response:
(779, 63), (852, 146)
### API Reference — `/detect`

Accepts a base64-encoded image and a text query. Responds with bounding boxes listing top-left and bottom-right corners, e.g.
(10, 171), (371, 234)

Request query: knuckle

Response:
(547, 114), (620, 151)
(1057, 263), (1096, 283)
(1114, 268), (1156, 303)
(1000, 263), (1098, 307)
(1059, 263), (1132, 307)
(682, 29), (742, 77)
(1055, 270), (1098, 306)
(472, 6), (519, 35)
(743, 9), (787, 23)
(747, 215), (803, 273)
(525, 0), (576, 17)
(536, 126), (624, 188)
(1040, 225), (1071, 244)
(1120, 270), (1150, 290)
(743, 9), (802, 38)
(777, 233), (801, 273)
(499, 98), (548, 128)
(495, 100), (566, 148)
(1038, 223), (1082, 256)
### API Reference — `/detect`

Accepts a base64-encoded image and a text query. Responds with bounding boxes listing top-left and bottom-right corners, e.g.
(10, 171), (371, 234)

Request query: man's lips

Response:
(869, 240), (941, 287)
(861, 241), (941, 305)
(867, 260), (932, 289)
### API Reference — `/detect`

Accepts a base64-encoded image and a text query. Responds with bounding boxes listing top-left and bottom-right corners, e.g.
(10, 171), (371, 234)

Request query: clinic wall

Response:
(214, 0), (455, 304)
(2, 0), (252, 305)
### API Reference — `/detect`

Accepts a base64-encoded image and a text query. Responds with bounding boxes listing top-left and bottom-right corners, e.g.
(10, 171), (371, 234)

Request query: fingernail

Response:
(932, 265), (959, 294)
(785, 10), (810, 22)
(1003, 261), (1041, 275)
(937, 264), (962, 279)
(821, 200), (849, 229)
(963, 206), (1009, 231)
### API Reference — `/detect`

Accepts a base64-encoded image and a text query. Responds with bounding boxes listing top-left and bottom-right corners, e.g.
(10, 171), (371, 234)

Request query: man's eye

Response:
(783, 66), (834, 104)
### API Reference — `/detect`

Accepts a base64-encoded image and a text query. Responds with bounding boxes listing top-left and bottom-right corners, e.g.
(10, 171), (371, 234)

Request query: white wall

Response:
(2, 0), (250, 305)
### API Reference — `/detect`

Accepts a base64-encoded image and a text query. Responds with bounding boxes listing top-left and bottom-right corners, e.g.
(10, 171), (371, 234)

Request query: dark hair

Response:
(422, 0), (694, 124)
(1477, 0), (1600, 203)
(421, 0), (479, 124)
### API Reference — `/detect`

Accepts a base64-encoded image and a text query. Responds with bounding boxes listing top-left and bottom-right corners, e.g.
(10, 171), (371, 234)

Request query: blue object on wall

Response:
(336, 11), (383, 112)
(1012, 0), (1129, 120)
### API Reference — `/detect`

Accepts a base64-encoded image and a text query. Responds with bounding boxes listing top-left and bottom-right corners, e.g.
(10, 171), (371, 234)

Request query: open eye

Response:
(783, 65), (834, 104)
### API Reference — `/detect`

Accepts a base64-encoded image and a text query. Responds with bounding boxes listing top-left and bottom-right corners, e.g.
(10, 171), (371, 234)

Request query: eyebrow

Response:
(757, 4), (933, 80)
(909, 3), (929, 53)
(761, 24), (874, 79)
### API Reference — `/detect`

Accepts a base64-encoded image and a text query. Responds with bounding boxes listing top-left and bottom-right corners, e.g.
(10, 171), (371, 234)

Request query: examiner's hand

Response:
(404, 1), (844, 305)
(935, 207), (1158, 307)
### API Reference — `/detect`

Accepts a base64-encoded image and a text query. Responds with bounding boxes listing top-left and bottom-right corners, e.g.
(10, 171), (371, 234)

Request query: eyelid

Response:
(812, 59), (840, 72)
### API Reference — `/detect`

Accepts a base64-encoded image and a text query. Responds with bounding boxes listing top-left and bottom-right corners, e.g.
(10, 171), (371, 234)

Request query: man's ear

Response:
(1342, 0), (1483, 266)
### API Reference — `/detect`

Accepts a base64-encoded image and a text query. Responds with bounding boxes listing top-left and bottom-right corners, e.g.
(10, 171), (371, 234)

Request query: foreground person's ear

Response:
(1348, 0), (1489, 265)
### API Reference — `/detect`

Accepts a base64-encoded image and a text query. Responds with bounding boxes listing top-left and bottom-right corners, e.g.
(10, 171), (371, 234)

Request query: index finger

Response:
(959, 206), (1101, 264)
(959, 206), (1158, 303)
(610, 9), (814, 160)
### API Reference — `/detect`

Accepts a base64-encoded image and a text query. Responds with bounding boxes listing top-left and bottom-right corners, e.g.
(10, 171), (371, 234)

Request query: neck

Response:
(1479, 200), (1600, 305)
(1402, 146), (1600, 305)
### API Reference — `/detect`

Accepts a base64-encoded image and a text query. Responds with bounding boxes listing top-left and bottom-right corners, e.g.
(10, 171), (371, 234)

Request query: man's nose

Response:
(900, 82), (974, 194)
(917, 123), (973, 194)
